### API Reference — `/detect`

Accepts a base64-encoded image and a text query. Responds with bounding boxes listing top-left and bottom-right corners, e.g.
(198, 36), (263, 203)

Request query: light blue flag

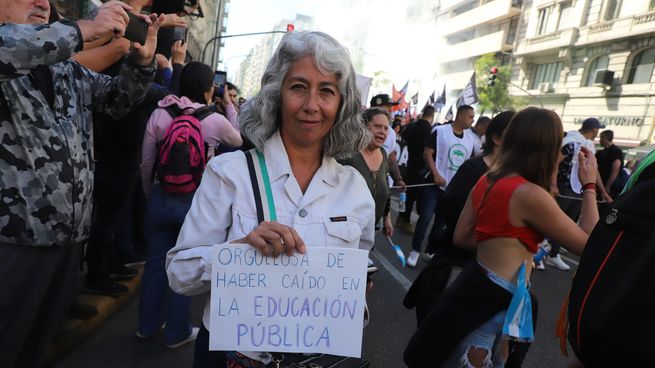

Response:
(502, 262), (534, 342)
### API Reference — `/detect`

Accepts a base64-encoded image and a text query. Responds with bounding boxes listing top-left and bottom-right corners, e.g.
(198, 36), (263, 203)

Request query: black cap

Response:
(581, 117), (606, 130)
(370, 94), (399, 107)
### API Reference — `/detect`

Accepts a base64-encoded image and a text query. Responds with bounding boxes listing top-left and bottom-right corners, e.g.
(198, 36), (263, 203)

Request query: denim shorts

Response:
(442, 261), (516, 368)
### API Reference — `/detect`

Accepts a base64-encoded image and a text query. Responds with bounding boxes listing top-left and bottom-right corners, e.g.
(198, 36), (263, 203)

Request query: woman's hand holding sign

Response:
(231, 221), (307, 257)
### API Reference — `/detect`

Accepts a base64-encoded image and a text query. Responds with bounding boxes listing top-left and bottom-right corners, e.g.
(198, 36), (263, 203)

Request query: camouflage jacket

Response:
(0, 20), (155, 247)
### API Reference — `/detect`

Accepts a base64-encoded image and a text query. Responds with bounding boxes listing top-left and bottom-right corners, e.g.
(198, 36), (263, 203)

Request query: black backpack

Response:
(567, 152), (655, 366)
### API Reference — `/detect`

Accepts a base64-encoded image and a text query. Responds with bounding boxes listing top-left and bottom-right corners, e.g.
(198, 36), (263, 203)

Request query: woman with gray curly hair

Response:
(165, 31), (375, 367)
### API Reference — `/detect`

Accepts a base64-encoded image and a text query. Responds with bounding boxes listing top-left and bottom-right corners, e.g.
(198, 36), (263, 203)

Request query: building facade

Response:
(512, 0), (655, 146)
(433, 0), (523, 97)
(186, 0), (230, 68)
(234, 14), (314, 97)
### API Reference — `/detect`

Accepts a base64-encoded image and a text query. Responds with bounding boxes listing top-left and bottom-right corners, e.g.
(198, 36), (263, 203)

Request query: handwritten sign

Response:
(209, 244), (368, 358)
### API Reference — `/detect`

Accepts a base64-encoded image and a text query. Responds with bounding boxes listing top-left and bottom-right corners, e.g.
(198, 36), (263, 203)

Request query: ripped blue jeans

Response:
(443, 261), (516, 368)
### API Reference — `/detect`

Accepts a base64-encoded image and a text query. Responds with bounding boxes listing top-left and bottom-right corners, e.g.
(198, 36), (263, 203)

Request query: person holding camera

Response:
(211, 81), (241, 128)
(0, 1), (161, 367)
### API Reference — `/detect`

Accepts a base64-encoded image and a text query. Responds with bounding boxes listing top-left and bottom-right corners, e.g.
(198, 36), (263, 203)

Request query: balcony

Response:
(440, 29), (512, 63)
(577, 11), (655, 46)
(437, 0), (522, 37)
(514, 28), (578, 56)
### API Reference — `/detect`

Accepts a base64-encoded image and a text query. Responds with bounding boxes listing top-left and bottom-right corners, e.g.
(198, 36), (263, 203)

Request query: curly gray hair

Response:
(239, 31), (369, 158)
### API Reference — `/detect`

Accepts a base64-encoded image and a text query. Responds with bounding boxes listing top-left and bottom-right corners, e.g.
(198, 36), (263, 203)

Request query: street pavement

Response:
(54, 199), (579, 368)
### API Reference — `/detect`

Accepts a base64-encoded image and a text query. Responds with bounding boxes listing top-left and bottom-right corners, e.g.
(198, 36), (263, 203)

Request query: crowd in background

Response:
(0, 1), (653, 368)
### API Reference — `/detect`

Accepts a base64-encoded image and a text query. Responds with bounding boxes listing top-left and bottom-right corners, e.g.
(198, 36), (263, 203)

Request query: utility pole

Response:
(210, 0), (224, 68)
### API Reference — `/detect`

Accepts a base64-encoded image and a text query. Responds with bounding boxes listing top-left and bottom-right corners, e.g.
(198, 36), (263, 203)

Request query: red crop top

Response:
(471, 175), (544, 253)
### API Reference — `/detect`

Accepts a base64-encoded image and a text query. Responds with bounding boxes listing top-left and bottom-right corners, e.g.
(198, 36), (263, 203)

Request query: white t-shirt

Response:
(469, 129), (484, 156)
(560, 130), (596, 193)
(383, 127), (397, 156)
(432, 124), (479, 190)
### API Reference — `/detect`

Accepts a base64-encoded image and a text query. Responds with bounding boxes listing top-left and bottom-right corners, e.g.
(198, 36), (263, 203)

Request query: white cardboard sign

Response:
(209, 244), (368, 358)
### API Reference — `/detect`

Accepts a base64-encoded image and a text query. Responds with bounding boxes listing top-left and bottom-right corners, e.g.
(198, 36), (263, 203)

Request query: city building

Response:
(184, 0), (230, 68)
(511, 0), (655, 146)
(234, 14), (314, 97)
(433, 0), (523, 102)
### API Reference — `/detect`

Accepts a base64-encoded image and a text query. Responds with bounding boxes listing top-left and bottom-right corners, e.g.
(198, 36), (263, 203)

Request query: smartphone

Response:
(173, 26), (187, 42)
(214, 70), (227, 86)
(123, 12), (149, 45)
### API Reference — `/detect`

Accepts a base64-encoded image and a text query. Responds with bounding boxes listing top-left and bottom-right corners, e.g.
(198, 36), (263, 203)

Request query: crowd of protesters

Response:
(0, 1), (651, 368)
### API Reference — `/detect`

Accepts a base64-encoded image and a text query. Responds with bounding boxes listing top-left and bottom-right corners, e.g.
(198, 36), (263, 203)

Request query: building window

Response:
(530, 62), (563, 89)
(536, 6), (554, 35)
(650, 0), (655, 11)
(506, 16), (519, 44)
(557, 2), (573, 30)
(603, 0), (622, 21)
(584, 55), (610, 86)
(626, 48), (655, 84)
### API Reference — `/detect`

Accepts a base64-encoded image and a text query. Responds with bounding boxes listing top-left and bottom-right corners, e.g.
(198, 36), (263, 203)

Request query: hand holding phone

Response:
(214, 70), (227, 86)
(123, 12), (149, 45)
(173, 26), (187, 42)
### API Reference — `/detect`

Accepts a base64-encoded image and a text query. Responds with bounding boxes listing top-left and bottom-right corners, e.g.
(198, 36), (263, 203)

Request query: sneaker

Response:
(535, 260), (545, 270)
(136, 323), (166, 339)
(421, 251), (434, 262)
(118, 251), (146, 267)
(407, 251), (420, 267)
(164, 327), (199, 349)
(83, 274), (128, 297)
(109, 263), (139, 281)
(545, 254), (571, 271)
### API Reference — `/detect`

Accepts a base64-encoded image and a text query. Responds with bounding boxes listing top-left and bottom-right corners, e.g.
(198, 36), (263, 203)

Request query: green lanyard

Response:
(622, 149), (655, 194)
(256, 150), (277, 221)
(245, 149), (277, 222)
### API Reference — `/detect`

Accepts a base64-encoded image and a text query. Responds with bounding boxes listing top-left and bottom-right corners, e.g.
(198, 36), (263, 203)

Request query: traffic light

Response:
(488, 66), (498, 86)
(286, 24), (295, 32)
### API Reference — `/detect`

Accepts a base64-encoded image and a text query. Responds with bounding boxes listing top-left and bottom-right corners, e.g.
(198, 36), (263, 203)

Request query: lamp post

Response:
(202, 30), (287, 66)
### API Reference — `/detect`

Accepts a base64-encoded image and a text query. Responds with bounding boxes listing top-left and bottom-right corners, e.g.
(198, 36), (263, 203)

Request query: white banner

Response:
(209, 245), (368, 358)
(356, 74), (373, 108)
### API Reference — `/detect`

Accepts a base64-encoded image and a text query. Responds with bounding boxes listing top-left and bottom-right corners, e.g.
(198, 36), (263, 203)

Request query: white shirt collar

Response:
(263, 130), (339, 188)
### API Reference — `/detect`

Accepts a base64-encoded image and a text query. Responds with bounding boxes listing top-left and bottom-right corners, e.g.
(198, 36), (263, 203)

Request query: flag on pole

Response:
(392, 84), (408, 112)
(400, 80), (409, 96)
(456, 72), (479, 107)
(425, 90), (435, 108)
(411, 92), (418, 105)
(444, 105), (454, 121)
(435, 85), (446, 111)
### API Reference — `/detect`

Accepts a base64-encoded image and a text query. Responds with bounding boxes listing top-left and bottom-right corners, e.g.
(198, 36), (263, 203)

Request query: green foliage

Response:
(474, 53), (525, 115)
(371, 70), (392, 95)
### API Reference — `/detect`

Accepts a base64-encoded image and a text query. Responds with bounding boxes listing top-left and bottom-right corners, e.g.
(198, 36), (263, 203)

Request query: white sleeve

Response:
(166, 158), (236, 296)
(383, 128), (397, 154)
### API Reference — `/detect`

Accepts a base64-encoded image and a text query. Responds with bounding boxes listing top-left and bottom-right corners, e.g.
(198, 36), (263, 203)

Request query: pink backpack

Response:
(156, 105), (212, 194)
